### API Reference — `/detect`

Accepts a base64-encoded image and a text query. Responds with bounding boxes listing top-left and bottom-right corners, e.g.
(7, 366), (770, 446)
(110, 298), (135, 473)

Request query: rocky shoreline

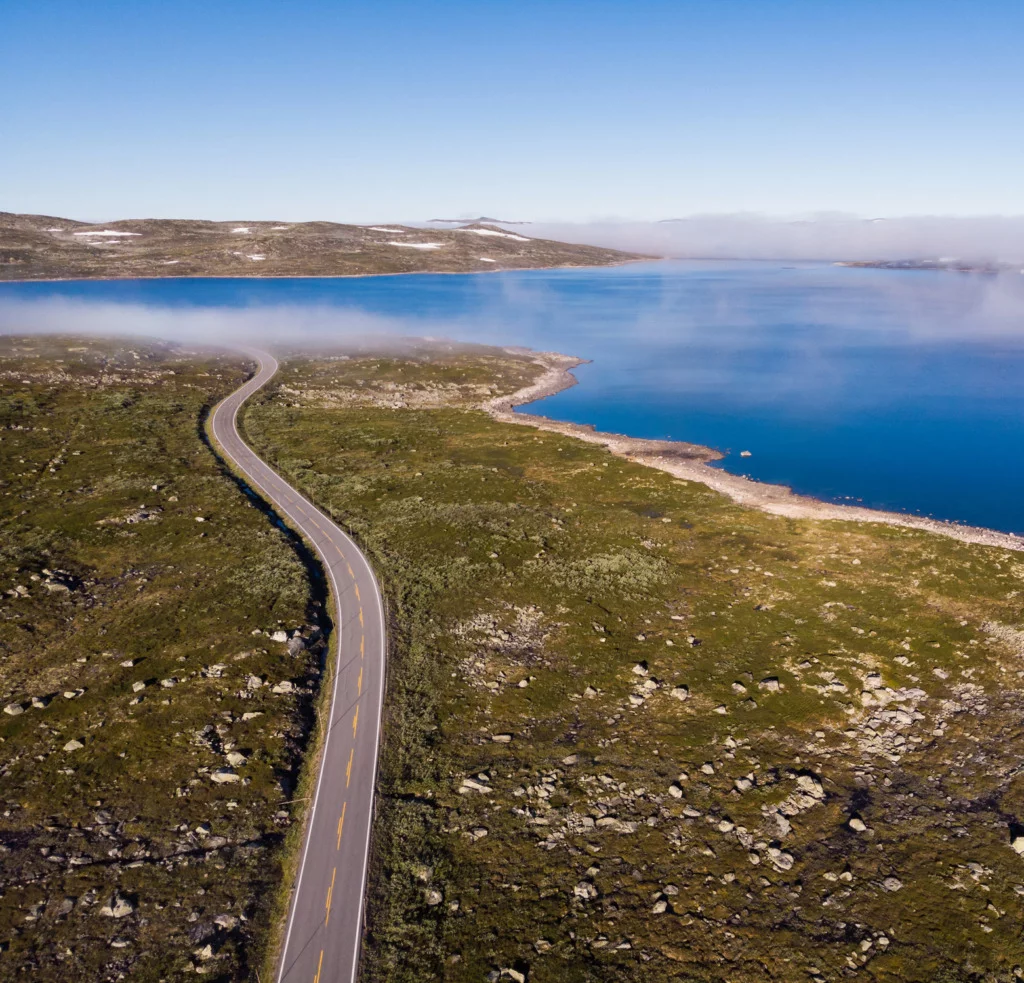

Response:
(485, 350), (1024, 553)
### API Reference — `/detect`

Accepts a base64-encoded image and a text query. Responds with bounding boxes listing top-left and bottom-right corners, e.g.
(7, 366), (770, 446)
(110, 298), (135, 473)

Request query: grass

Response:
(244, 347), (1024, 983)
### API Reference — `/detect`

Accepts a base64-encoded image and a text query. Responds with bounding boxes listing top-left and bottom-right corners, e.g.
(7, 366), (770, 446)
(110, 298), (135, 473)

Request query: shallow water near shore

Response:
(2, 260), (1023, 533)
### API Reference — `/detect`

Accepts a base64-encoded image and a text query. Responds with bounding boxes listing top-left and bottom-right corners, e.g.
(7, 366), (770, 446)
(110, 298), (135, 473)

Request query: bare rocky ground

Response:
(0, 213), (641, 280)
(246, 348), (1024, 983)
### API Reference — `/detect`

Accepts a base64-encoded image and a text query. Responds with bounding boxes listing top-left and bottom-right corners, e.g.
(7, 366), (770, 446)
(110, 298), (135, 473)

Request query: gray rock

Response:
(767, 847), (794, 871)
(131, 680), (148, 693)
(882, 876), (903, 892)
(425, 888), (443, 906)
(270, 630), (289, 643)
(491, 733), (513, 743)
(99, 893), (135, 918)
(670, 686), (689, 701)
(63, 739), (84, 752)
(287, 636), (306, 656)
(573, 880), (598, 901)
(272, 680), (296, 694)
(210, 768), (241, 784)
(758, 677), (781, 692)
(3, 702), (24, 716)
(225, 751), (247, 767)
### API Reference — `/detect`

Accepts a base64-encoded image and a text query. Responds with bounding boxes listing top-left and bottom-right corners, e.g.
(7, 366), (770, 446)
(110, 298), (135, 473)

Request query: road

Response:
(210, 349), (385, 983)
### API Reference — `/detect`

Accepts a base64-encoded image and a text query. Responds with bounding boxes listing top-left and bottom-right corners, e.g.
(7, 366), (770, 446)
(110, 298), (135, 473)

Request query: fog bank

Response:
(510, 215), (1024, 264)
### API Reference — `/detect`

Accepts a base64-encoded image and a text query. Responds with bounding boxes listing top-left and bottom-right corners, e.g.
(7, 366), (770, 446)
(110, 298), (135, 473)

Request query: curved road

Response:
(210, 349), (385, 983)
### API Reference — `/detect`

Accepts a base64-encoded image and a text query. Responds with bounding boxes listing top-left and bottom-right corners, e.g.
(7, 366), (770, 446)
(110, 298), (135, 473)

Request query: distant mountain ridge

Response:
(0, 213), (643, 281)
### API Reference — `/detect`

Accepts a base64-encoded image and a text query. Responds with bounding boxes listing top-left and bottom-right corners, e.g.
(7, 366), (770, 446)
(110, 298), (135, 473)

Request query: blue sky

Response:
(2, 0), (1022, 222)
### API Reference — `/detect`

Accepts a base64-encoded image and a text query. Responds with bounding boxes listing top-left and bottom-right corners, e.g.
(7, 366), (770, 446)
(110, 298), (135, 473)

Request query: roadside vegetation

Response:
(246, 345), (1024, 983)
(0, 336), (323, 981)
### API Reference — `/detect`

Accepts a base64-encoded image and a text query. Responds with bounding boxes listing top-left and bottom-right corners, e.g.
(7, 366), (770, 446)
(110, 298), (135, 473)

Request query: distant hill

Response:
(0, 213), (644, 280)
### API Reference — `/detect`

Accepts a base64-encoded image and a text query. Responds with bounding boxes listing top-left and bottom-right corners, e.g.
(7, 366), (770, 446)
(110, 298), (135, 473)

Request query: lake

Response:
(2, 260), (1023, 533)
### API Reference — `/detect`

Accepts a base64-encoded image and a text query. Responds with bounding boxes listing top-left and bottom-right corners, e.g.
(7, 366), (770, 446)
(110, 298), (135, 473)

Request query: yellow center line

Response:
(346, 748), (354, 787)
(313, 948), (323, 983)
(360, 636), (364, 659)
(354, 583), (360, 602)
(336, 802), (347, 849)
(359, 609), (364, 628)
(325, 866), (336, 925)
(357, 665), (363, 696)
(352, 703), (359, 739)
(346, 562), (355, 579)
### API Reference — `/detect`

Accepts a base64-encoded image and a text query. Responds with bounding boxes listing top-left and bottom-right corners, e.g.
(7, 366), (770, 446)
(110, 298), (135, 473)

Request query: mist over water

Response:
(2, 260), (1023, 533)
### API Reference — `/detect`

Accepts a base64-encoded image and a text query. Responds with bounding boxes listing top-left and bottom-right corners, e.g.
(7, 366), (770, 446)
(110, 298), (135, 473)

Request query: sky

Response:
(2, 0), (1023, 224)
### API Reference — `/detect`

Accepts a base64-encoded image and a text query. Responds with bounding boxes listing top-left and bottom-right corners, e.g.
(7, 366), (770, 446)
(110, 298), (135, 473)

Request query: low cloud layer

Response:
(0, 298), (420, 350)
(515, 215), (1024, 264)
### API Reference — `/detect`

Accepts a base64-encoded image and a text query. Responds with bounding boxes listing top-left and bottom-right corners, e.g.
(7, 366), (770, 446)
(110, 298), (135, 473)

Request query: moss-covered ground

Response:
(246, 348), (1024, 983)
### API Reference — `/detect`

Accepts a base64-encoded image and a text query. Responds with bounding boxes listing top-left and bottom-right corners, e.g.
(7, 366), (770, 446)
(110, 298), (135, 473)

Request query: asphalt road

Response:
(210, 349), (385, 983)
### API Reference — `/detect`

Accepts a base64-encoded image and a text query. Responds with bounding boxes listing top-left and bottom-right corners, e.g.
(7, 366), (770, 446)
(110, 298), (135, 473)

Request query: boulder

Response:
(225, 751), (248, 767)
(491, 733), (513, 743)
(795, 774), (825, 800)
(767, 847), (794, 872)
(63, 739), (84, 752)
(3, 702), (24, 716)
(270, 630), (289, 643)
(573, 881), (598, 901)
(272, 680), (296, 694)
(758, 677), (781, 692)
(210, 768), (241, 784)
(670, 686), (689, 701)
(100, 893), (135, 918)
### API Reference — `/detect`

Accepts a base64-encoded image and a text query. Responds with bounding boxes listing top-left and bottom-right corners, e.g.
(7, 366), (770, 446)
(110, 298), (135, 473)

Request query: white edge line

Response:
(209, 350), (386, 983)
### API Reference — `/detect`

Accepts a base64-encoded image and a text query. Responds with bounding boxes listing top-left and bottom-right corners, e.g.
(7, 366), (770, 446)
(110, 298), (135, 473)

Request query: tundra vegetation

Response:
(0, 336), (321, 981)
(244, 347), (1024, 983)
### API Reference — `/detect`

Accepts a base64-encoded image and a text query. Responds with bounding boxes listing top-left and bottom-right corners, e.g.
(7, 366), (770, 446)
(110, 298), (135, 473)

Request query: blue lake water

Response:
(2, 260), (1023, 533)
